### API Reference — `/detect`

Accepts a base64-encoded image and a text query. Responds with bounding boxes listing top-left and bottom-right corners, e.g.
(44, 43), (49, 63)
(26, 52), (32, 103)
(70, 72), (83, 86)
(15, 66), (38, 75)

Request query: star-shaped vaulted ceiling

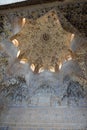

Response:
(10, 10), (72, 72)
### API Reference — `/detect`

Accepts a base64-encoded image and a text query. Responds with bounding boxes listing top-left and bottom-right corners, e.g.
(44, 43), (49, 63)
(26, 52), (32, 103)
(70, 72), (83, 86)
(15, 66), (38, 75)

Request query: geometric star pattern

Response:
(10, 10), (72, 72)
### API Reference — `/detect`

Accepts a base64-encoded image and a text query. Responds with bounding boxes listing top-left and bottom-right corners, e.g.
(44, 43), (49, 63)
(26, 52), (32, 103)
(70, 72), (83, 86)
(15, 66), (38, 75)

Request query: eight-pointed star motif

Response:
(11, 10), (72, 71)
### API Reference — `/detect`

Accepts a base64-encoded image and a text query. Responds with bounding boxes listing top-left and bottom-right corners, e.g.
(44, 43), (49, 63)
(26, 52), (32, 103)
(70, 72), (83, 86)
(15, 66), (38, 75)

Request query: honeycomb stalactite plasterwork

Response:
(75, 44), (87, 78)
(11, 10), (72, 70)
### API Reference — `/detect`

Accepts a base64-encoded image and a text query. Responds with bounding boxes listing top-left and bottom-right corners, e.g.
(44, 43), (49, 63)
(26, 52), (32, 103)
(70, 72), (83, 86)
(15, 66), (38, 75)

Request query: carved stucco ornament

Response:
(75, 44), (87, 78)
(70, 35), (87, 85)
(10, 10), (72, 71)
